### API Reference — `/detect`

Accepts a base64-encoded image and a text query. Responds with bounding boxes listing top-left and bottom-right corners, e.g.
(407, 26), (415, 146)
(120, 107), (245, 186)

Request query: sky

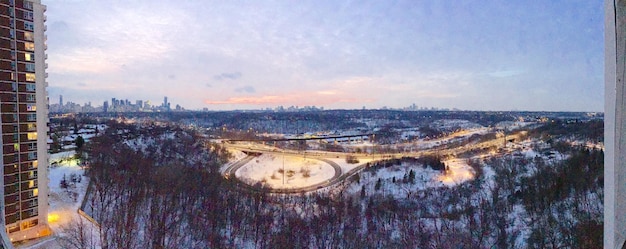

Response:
(44, 0), (603, 111)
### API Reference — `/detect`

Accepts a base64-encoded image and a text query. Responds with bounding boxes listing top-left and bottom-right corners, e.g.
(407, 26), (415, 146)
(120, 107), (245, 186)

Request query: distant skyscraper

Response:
(163, 96), (168, 107)
(0, 0), (50, 244)
(59, 95), (62, 107)
(103, 101), (108, 112)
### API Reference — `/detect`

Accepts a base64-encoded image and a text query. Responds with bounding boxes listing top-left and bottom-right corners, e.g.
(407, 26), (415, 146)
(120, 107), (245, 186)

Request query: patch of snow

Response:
(236, 154), (335, 189)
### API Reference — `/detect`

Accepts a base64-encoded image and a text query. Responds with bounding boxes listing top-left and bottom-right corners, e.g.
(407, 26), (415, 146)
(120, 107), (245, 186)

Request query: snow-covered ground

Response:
(18, 152), (99, 249)
(236, 154), (335, 189)
(437, 158), (475, 186)
(345, 157), (475, 199)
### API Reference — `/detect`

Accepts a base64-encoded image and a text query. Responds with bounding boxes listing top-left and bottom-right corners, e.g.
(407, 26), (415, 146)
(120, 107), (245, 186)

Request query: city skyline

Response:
(45, 0), (603, 112)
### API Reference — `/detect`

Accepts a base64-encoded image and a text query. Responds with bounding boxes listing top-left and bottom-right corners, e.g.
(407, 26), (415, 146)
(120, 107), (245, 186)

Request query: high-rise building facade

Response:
(0, 0), (49, 244)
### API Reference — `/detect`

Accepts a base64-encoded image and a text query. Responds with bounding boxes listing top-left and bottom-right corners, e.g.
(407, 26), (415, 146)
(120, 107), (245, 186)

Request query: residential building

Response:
(0, 0), (49, 244)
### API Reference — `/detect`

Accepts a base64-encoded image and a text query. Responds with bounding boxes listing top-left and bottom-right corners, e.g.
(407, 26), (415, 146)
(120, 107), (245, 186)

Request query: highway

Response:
(220, 131), (523, 193)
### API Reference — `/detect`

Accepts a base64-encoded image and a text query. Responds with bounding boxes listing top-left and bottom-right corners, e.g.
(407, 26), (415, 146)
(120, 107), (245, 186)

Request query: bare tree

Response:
(57, 218), (99, 249)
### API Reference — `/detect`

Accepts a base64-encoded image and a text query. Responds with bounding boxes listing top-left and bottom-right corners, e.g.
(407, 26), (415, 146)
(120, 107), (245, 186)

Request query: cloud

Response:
(214, 72), (242, 81)
(235, 86), (256, 93)
(487, 69), (525, 78)
(43, 1), (603, 111)
(204, 91), (374, 106)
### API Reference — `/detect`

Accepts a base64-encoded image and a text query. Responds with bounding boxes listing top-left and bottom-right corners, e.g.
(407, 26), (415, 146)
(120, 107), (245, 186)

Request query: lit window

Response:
(24, 42), (34, 51)
(32, 161), (37, 168)
(26, 103), (35, 111)
(23, 32), (33, 41)
(25, 73), (35, 82)
(32, 189), (37, 197)
(27, 123), (36, 131)
(25, 53), (34, 61)
(28, 180), (34, 188)
(13, 143), (19, 152)
(27, 132), (36, 140)
(10, 72), (16, 80)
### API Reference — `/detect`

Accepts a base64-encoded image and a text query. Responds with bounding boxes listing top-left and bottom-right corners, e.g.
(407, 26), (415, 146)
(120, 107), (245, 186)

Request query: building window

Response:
(23, 11), (33, 20)
(27, 199), (37, 208)
(26, 103), (35, 111)
(10, 61), (15, 70)
(25, 53), (34, 61)
(25, 63), (34, 72)
(23, 31), (33, 41)
(24, 42), (34, 51)
(23, 1), (33, 10)
(25, 73), (35, 82)
(23, 21), (33, 31)
(28, 142), (36, 150)
(27, 151), (36, 160)
(26, 94), (35, 102)
(7, 224), (18, 233)
(26, 83), (35, 91)
(28, 172), (36, 180)
(31, 160), (37, 169)
(13, 143), (18, 152)
(26, 132), (36, 140)
(9, 29), (14, 38)
(26, 113), (35, 121)
(11, 82), (17, 91)
(26, 123), (35, 131)
(27, 180), (35, 188)
(10, 72), (16, 80)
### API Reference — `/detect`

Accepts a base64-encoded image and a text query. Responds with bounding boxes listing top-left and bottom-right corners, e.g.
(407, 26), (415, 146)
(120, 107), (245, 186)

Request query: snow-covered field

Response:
(345, 158), (475, 199)
(19, 151), (98, 249)
(236, 154), (335, 189)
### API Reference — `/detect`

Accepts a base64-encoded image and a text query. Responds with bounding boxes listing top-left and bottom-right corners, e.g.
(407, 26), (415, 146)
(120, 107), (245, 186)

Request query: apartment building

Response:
(0, 0), (49, 244)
